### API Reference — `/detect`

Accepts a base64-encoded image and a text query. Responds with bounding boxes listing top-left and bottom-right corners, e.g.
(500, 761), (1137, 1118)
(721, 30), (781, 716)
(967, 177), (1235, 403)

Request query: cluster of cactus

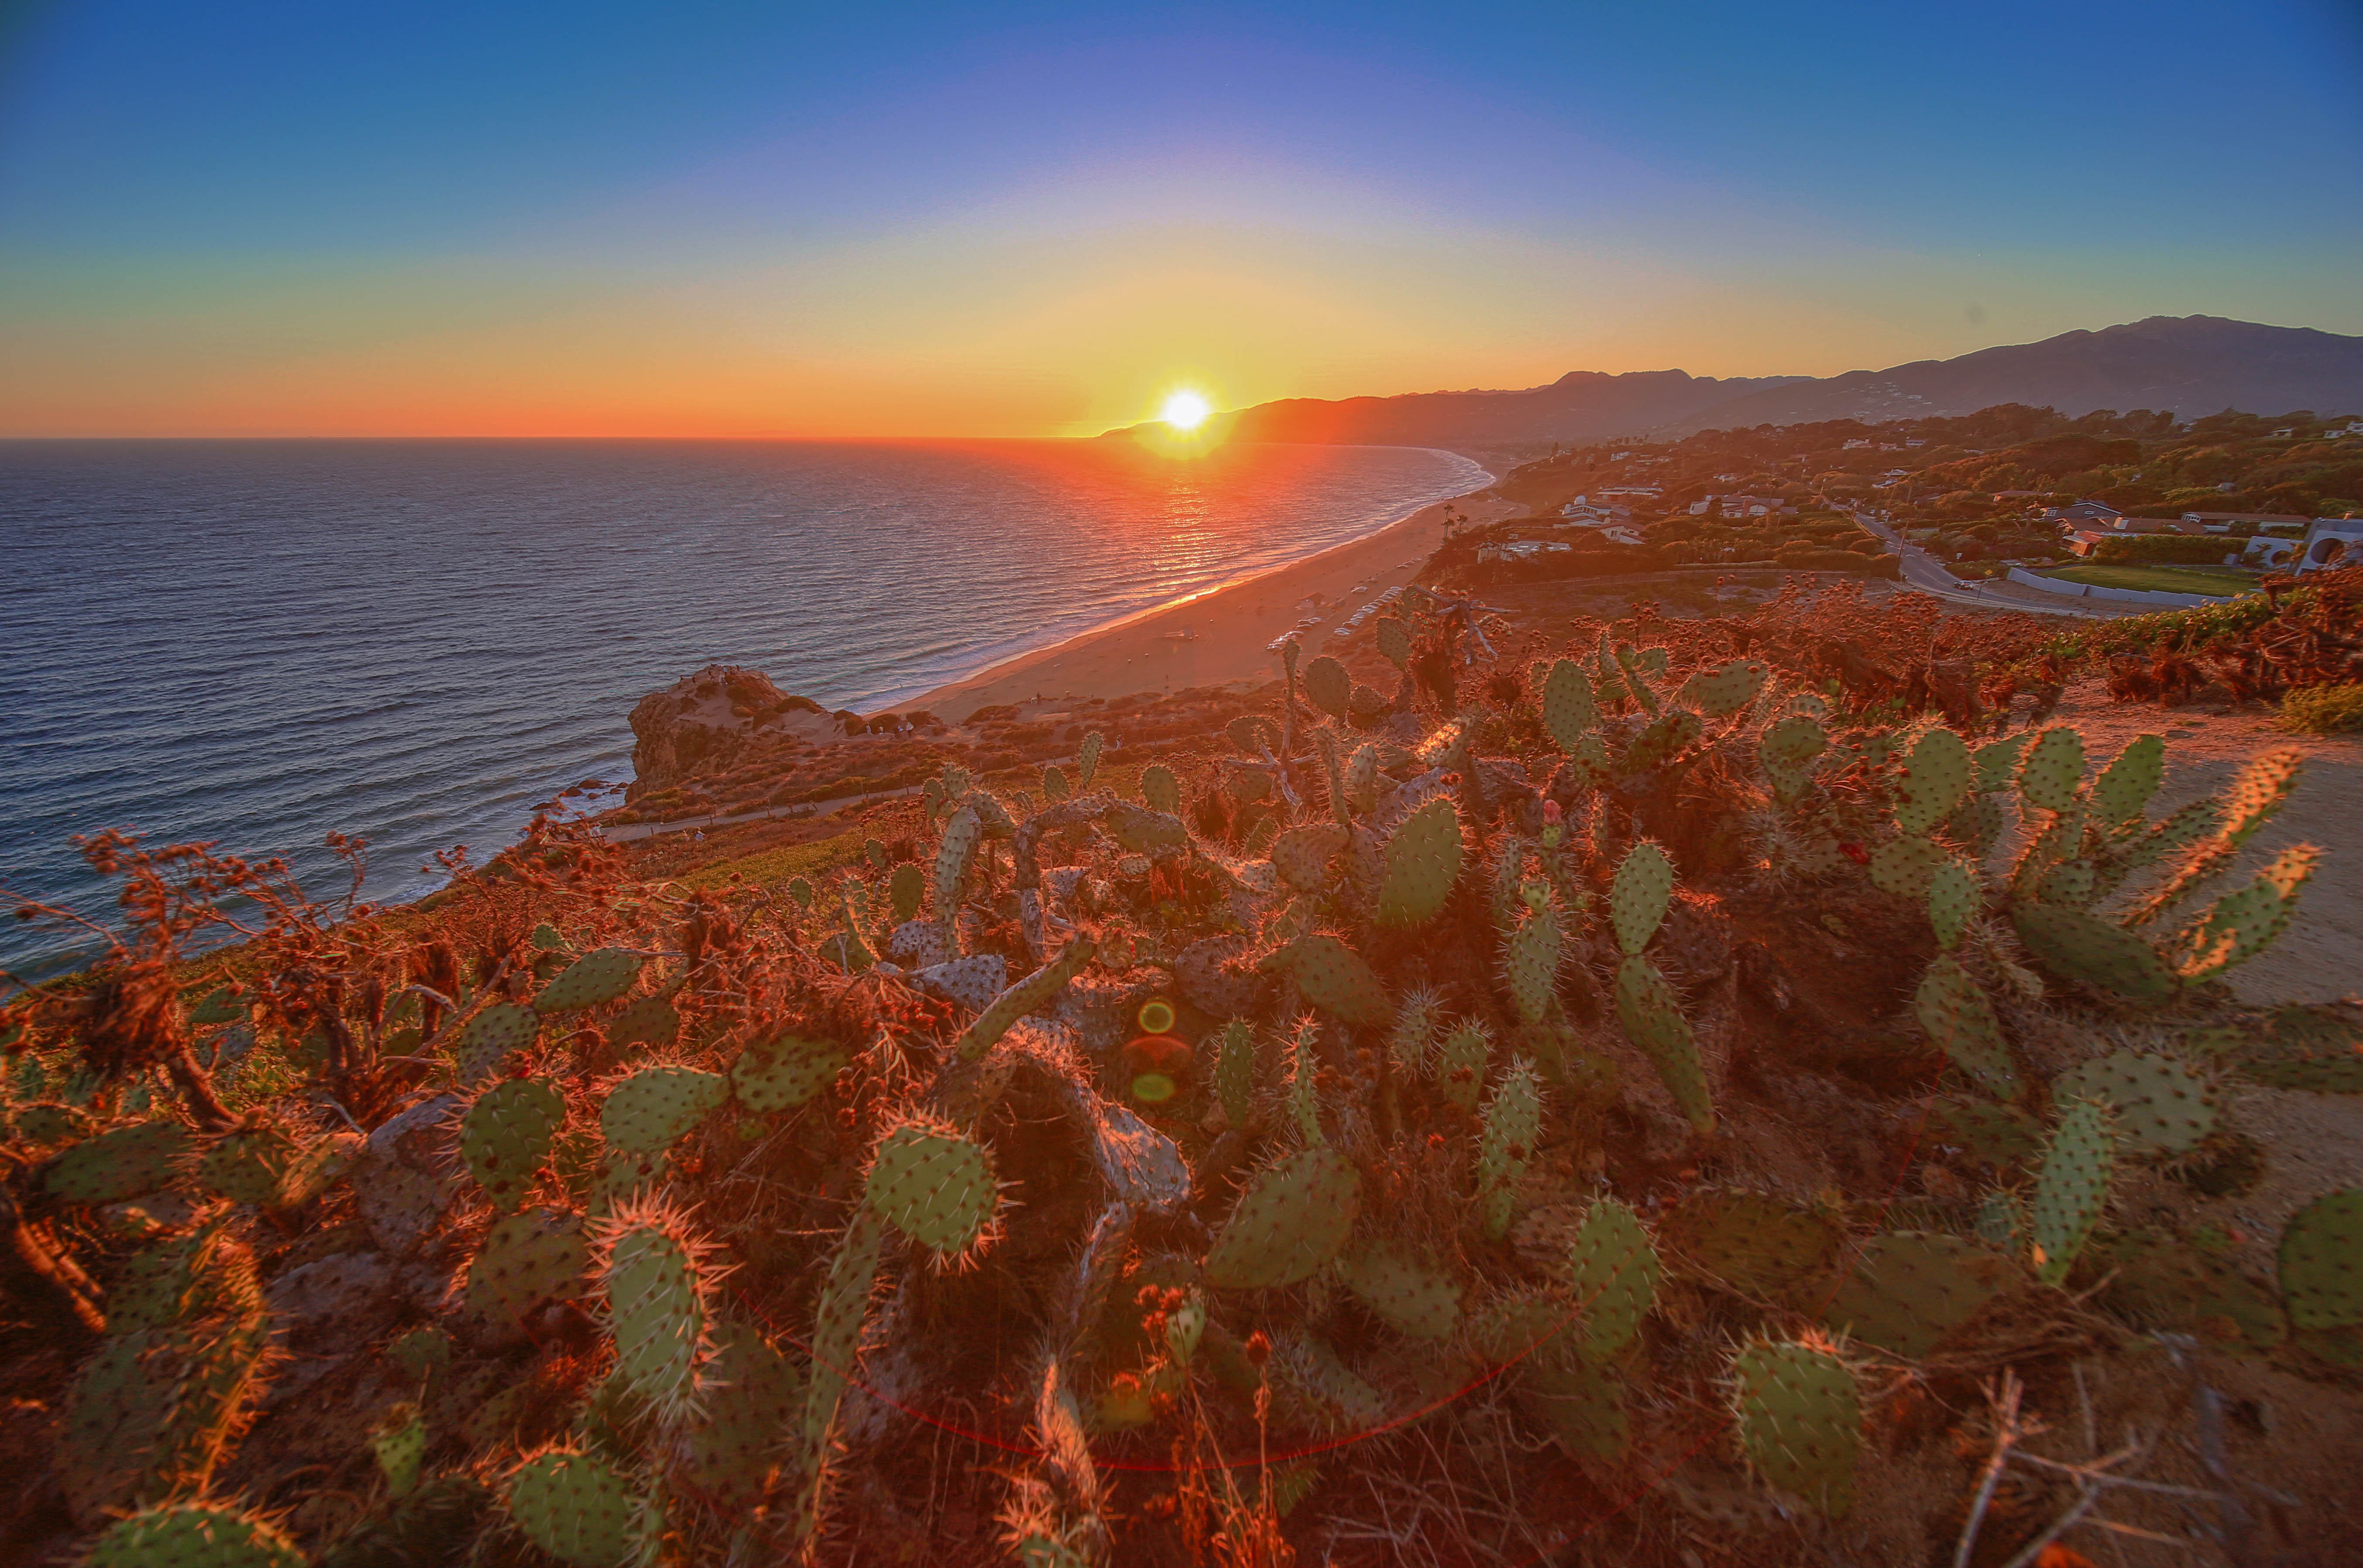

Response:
(11, 590), (2363, 1568)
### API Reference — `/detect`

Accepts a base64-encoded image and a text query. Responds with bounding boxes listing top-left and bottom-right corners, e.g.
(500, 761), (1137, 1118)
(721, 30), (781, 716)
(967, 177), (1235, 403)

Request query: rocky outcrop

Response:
(625, 664), (840, 802)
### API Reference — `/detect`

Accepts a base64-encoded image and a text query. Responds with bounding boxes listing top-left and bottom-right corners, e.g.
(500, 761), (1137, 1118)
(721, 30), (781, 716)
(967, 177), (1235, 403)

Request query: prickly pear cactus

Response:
(2030, 1097), (2117, 1285)
(1614, 955), (1714, 1135)
(2090, 733), (2165, 823)
(597, 1199), (711, 1421)
(197, 1121), (307, 1208)
(682, 1322), (802, 1506)
(48, 1118), (191, 1205)
(865, 1120), (999, 1259)
(2012, 902), (2176, 1001)
(462, 1078), (567, 1213)
(607, 994), (678, 1051)
(1677, 657), (1768, 718)
(456, 1003), (540, 1083)
(1759, 713), (1827, 801)
(1141, 764), (1182, 815)
(2235, 1002), (2363, 1093)
(729, 1033), (845, 1113)
(85, 1504), (307, 1568)
(1661, 1189), (1843, 1303)
(1478, 1059), (1543, 1240)
(503, 1449), (643, 1568)
(599, 1066), (727, 1155)
(1503, 900), (1561, 1026)
(1214, 1018), (1256, 1131)
(467, 1206), (590, 1325)
(1868, 834), (1945, 898)
(1301, 655), (1352, 720)
(1608, 842), (1674, 957)
(1206, 1144), (1360, 1289)
(1271, 823), (1349, 892)
(1375, 798), (1463, 929)
(1262, 934), (1390, 1028)
(1540, 659), (1599, 750)
(1822, 1231), (2022, 1359)
(2278, 1189), (2363, 1330)
(2016, 726), (2085, 813)
(1436, 1019), (1492, 1114)
(1926, 858), (1980, 951)
(955, 939), (1096, 1059)
(1912, 956), (2019, 1099)
(2053, 1049), (2216, 1156)
(1566, 1197), (1660, 1359)
(1336, 1243), (1462, 1339)
(1729, 1337), (1862, 1516)
(1892, 727), (1973, 837)
(532, 948), (644, 1013)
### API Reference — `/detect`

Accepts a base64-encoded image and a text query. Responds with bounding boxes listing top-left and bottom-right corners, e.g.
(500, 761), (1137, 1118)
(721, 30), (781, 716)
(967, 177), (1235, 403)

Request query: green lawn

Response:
(2039, 563), (2259, 597)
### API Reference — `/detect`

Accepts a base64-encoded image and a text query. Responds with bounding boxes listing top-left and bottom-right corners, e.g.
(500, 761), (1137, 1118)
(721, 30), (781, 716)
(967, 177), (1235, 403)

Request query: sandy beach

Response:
(896, 485), (1521, 721)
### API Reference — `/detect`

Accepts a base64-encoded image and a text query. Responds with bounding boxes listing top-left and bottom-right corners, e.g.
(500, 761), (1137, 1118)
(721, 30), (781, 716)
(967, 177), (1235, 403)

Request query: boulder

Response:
(625, 664), (839, 802)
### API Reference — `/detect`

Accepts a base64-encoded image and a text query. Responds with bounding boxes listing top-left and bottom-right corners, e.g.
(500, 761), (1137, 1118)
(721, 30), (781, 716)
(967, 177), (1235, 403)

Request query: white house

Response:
(2244, 534), (2302, 569)
(2296, 516), (2363, 573)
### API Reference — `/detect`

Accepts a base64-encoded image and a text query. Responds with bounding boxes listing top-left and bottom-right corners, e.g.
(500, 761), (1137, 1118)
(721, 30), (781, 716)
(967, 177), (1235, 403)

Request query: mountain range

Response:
(1108, 316), (2363, 449)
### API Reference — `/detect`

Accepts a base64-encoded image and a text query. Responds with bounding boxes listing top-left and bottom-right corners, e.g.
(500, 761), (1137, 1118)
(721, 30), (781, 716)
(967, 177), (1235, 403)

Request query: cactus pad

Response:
(1141, 764), (1182, 815)
(2016, 726), (2085, 813)
(1661, 1189), (1842, 1303)
(954, 938), (1096, 1059)
(1337, 1243), (1462, 1339)
(1614, 955), (1715, 1135)
(2013, 902), (2175, 1001)
(1622, 707), (1702, 772)
(197, 1122), (305, 1208)
(1206, 1145), (1360, 1289)
(1729, 1338), (1861, 1517)
(1376, 798), (1463, 929)
(455, 1003), (540, 1083)
(682, 1321), (802, 1505)
(2030, 1098), (2116, 1285)
(888, 861), (925, 922)
(607, 995), (678, 1051)
(1893, 728), (1973, 837)
(1868, 834), (1945, 898)
(85, 1504), (306, 1568)
(598, 1204), (710, 1418)
(1822, 1232), (2022, 1359)
(504, 1450), (641, 1568)
(729, 1034), (845, 1113)
(47, 1118), (191, 1205)
(461, 1078), (567, 1213)
(913, 953), (1008, 1014)
(1270, 823), (1350, 892)
(1503, 903), (1562, 1025)
(1540, 659), (1599, 749)
(1478, 1059), (1543, 1240)
(1926, 858), (1981, 950)
(2090, 734), (2165, 824)
(1302, 655), (1352, 719)
(2234, 1002), (2363, 1093)
(1566, 1198), (1660, 1358)
(1262, 934), (1391, 1027)
(1678, 658), (1768, 718)
(467, 1206), (589, 1323)
(865, 1122), (999, 1258)
(600, 1066), (726, 1154)
(532, 949), (644, 1014)
(1933, 1096), (2040, 1167)
(1437, 1020), (1492, 1114)
(2054, 1049), (2216, 1156)
(1609, 841), (1675, 957)
(2278, 1189), (2363, 1329)
(1912, 956), (2020, 1099)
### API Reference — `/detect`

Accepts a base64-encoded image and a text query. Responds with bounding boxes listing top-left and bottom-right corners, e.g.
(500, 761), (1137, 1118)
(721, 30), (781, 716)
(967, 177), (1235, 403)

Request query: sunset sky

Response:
(2, 1), (2358, 437)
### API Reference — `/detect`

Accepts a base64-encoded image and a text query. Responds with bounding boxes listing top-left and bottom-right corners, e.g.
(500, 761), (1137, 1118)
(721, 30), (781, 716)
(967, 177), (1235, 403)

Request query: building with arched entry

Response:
(2297, 516), (2363, 572)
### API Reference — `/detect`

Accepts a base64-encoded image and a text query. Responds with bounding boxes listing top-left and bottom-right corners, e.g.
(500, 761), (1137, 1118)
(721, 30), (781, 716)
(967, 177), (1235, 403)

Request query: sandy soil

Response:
(898, 492), (1522, 721)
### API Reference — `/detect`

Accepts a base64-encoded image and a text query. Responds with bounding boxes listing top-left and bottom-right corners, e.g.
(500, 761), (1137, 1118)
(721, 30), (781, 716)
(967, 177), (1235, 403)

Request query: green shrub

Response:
(2277, 684), (2363, 735)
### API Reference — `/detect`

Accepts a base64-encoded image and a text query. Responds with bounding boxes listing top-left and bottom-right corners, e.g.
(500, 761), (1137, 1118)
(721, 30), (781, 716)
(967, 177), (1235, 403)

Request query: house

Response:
(1721, 494), (1791, 517)
(2066, 529), (2113, 557)
(1843, 438), (1871, 451)
(2044, 501), (2124, 525)
(2245, 534), (2303, 569)
(1688, 499), (1713, 516)
(2179, 511), (2313, 533)
(2296, 516), (2363, 573)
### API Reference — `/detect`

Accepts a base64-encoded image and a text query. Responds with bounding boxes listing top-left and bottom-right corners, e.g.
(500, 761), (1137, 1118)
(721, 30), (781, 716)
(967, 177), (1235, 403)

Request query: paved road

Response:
(1848, 509), (2119, 620)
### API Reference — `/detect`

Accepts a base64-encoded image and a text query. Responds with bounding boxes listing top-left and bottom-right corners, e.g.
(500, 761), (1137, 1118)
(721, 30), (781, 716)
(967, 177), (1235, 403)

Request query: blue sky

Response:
(1, 1), (2357, 434)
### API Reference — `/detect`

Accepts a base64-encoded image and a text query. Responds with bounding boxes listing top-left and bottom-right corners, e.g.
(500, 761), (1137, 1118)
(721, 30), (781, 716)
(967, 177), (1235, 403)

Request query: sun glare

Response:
(1161, 389), (1212, 430)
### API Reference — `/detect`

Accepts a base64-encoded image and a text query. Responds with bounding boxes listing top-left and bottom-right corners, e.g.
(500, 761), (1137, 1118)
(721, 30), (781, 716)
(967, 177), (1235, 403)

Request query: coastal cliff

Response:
(624, 664), (840, 801)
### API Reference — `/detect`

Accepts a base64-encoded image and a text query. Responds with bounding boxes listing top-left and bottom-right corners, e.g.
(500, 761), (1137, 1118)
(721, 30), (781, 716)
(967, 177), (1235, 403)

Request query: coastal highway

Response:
(1847, 508), (2120, 620)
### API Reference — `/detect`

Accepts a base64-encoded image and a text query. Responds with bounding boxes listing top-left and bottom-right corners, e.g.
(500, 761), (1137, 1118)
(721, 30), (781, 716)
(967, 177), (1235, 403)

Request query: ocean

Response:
(0, 437), (1483, 979)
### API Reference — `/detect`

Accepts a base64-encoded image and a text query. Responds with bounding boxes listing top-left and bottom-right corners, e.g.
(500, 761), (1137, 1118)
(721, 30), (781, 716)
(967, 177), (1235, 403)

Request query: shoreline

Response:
(896, 468), (1516, 721)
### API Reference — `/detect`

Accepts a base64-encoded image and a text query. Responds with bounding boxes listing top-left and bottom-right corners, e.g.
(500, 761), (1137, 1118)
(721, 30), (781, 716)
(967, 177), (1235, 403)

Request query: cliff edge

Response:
(625, 664), (840, 801)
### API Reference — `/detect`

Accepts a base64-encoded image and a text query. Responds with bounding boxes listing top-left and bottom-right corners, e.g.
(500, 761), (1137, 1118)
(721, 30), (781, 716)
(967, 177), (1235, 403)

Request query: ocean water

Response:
(0, 437), (1482, 978)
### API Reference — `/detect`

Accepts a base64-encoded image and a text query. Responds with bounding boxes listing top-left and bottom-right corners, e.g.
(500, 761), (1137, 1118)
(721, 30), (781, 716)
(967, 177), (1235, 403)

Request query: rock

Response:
(625, 664), (839, 802)
(264, 1251), (401, 1404)
(355, 1094), (463, 1256)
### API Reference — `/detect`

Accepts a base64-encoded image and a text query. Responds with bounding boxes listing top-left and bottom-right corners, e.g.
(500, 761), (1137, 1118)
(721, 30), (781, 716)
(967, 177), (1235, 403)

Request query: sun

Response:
(1161, 389), (1212, 430)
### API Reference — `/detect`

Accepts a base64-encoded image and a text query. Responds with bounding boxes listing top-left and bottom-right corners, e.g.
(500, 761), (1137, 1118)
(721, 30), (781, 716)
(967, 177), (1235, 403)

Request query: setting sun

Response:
(1161, 389), (1212, 430)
